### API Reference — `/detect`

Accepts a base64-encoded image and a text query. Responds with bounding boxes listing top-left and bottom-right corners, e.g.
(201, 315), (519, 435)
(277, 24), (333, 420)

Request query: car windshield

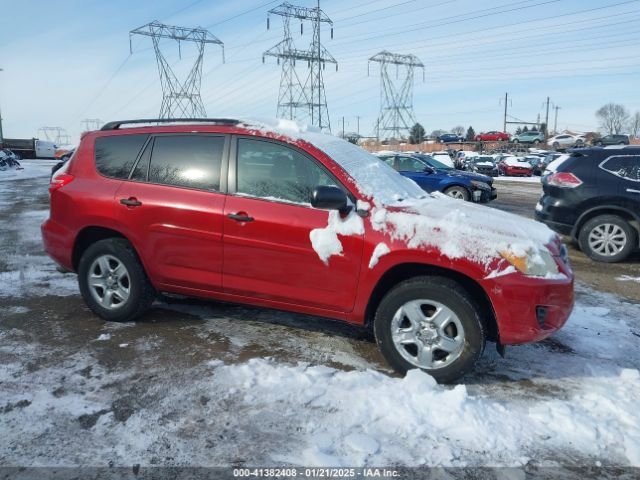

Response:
(474, 157), (495, 164)
(417, 155), (452, 170)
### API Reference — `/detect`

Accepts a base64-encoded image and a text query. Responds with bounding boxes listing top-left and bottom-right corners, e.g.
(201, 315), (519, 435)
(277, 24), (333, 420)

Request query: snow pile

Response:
(370, 193), (555, 266)
(368, 243), (390, 268)
(212, 358), (640, 467)
(309, 210), (364, 264)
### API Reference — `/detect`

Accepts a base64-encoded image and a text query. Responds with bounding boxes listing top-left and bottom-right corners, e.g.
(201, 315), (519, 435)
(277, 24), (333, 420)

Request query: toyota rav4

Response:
(42, 118), (574, 383)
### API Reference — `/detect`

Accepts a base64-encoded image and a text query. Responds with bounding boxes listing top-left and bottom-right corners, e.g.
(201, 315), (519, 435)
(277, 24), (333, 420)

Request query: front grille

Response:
(536, 306), (548, 328)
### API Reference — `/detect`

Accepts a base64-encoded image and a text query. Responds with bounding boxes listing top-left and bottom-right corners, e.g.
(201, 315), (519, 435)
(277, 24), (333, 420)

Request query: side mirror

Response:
(423, 166), (435, 174)
(311, 186), (351, 214)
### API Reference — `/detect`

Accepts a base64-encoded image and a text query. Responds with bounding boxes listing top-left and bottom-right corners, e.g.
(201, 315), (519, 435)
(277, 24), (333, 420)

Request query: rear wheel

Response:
(595, 141), (603, 146)
(578, 215), (637, 263)
(78, 238), (156, 321)
(444, 185), (470, 201)
(374, 276), (486, 383)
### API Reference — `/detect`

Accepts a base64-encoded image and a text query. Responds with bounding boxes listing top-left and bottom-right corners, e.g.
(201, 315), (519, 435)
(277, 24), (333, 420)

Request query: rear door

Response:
(114, 133), (228, 292)
(222, 136), (364, 312)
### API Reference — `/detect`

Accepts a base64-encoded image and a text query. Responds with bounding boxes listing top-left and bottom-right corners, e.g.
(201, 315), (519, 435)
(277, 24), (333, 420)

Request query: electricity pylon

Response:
(130, 21), (224, 119)
(38, 127), (71, 145)
(81, 119), (102, 132)
(368, 51), (424, 141)
(264, 2), (336, 131)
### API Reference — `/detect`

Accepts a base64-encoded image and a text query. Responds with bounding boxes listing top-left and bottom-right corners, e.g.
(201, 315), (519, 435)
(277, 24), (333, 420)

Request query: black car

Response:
(535, 146), (640, 262)
(592, 134), (630, 146)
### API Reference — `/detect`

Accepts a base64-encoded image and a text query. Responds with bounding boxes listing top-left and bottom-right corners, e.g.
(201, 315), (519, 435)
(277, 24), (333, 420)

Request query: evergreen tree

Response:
(465, 126), (476, 141)
(516, 126), (523, 135)
(523, 125), (529, 132)
(409, 123), (426, 144)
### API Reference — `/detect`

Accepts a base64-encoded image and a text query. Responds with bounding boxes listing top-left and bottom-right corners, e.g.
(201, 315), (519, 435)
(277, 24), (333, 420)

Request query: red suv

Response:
(42, 118), (574, 383)
(475, 131), (510, 142)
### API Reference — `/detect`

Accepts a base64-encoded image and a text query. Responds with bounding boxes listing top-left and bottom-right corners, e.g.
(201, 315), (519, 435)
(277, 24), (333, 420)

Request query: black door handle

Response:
(120, 198), (142, 207)
(227, 213), (254, 222)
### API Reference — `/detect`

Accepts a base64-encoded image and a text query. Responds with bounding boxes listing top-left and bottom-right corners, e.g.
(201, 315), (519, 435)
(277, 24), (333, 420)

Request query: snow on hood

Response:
(238, 118), (556, 266)
(371, 192), (556, 266)
(504, 157), (530, 167)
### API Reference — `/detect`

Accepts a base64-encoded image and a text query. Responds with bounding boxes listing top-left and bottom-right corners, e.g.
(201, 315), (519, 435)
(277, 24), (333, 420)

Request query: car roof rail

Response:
(100, 118), (242, 130)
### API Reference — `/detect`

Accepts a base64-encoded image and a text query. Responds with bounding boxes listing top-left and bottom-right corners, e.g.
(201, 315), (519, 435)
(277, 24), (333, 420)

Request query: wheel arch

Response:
(73, 226), (136, 271)
(571, 206), (640, 243)
(363, 262), (499, 343)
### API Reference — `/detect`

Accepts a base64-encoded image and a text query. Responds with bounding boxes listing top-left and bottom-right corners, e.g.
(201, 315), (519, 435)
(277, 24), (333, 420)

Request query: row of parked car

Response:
(436, 130), (632, 149)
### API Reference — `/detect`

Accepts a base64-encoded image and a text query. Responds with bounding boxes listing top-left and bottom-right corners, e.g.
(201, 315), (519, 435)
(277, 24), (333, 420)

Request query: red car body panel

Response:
(475, 132), (510, 142)
(499, 162), (534, 177)
(42, 123), (574, 346)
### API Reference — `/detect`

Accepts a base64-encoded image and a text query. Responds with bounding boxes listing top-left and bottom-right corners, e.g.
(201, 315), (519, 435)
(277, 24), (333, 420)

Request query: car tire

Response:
(444, 185), (470, 201)
(513, 139), (519, 144)
(578, 215), (637, 263)
(533, 139), (540, 145)
(374, 276), (486, 384)
(78, 238), (156, 322)
(595, 141), (603, 146)
(619, 141), (627, 145)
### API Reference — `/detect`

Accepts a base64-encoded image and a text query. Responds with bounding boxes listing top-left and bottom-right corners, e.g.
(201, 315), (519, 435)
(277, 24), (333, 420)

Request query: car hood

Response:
(444, 169), (493, 184)
(369, 192), (560, 269)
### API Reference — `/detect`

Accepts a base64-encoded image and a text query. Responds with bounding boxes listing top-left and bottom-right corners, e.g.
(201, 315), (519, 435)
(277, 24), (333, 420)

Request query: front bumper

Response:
(481, 265), (574, 345)
(473, 186), (498, 203)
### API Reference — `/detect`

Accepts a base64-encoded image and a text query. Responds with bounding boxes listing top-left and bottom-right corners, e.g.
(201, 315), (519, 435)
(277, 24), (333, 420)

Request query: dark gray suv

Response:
(593, 134), (630, 146)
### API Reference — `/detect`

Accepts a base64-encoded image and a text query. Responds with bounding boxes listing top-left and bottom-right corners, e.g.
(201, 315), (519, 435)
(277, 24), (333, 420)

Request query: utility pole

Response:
(368, 51), (424, 141)
(503, 92), (508, 133)
(356, 115), (360, 136)
(341, 116), (345, 137)
(553, 105), (561, 134)
(130, 21), (224, 118)
(544, 96), (550, 138)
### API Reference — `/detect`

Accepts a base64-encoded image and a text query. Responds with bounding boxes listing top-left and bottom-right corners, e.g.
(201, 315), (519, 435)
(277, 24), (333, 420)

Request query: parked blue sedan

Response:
(376, 152), (497, 202)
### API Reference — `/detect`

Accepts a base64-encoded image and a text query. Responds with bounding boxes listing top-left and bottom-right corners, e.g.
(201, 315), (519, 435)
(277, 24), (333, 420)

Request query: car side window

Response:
(236, 138), (340, 205)
(95, 134), (149, 179)
(145, 135), (225, 191)
(397, 156), (424, 172)
(601, 156), (640, 182)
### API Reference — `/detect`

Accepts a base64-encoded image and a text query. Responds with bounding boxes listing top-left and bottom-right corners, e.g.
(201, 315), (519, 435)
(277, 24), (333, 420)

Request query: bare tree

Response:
(629, 111), (640, 139)
(451, 125), (465, 136)
(596, 103), (630, 134)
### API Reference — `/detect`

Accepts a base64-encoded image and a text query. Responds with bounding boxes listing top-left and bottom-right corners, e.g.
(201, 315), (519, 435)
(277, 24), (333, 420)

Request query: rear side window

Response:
(147, 135), (225, 191)
(601, 156), (640, 182)
(95, 134), (148, 179)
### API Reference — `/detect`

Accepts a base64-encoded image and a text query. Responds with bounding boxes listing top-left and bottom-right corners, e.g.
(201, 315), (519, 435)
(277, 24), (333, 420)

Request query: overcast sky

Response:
(0, 0), (639, 143)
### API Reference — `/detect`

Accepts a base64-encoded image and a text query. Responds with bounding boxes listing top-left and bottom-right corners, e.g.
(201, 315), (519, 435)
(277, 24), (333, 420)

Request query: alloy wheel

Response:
(390, 299), (465, 369)
(87, 254), (131, 310)
(588, 223), (627, 257)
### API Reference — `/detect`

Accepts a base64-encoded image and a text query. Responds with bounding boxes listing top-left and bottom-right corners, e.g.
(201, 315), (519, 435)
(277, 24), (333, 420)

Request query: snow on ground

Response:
(1, 146), (639, 469)
(0, 159), (57, 182)
(617, 275), (640, 284)
(494, 176), (542, 183)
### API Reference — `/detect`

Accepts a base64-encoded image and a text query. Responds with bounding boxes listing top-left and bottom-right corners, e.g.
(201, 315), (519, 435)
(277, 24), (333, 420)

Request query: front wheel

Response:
(578, 215), (637, 263)
(78, 238), (156, 321)
(444, 185), (470, 201)
(374, 276), (486, 384)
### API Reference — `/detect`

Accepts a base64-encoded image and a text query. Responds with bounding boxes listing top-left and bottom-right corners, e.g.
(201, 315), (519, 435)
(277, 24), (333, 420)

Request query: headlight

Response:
(499, 248), (559, 277)
(470, 180), (490, 190)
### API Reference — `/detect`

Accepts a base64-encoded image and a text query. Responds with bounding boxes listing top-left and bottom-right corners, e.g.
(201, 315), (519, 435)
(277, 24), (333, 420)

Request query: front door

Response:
(222, 136), (364, 312)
